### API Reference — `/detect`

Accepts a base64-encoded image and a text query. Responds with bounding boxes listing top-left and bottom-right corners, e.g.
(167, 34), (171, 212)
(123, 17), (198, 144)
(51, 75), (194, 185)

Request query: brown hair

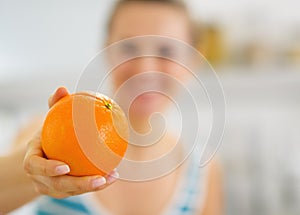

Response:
(106, 0), (196, 46)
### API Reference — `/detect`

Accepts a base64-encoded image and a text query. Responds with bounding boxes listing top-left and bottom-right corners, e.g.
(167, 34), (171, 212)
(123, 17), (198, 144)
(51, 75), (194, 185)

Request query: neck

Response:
(124, 115), (173, 161)
(129, 115), (152, 134)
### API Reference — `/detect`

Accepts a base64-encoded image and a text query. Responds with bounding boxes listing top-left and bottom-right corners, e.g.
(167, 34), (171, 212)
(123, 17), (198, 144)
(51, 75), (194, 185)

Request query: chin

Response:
(129, 93), (167, 118)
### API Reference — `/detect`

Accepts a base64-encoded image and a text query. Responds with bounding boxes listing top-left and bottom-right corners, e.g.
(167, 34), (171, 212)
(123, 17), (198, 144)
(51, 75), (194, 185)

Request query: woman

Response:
(10, 0), (223, 214)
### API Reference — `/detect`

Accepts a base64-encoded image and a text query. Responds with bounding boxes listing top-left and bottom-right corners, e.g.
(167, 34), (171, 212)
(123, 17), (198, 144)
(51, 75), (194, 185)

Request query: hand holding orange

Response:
(41, 92), (128, 176)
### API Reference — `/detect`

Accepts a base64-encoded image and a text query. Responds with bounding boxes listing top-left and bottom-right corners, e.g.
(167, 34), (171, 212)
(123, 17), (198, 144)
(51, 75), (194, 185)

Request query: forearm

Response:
(0, 145), (39, 213)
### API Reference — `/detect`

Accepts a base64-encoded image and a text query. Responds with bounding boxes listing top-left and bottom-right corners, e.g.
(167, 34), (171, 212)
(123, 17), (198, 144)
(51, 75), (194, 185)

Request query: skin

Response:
(91, 2), (223, 215)
(0, 87), (118, 214)
(0, 144), (37, 213)
(23, 88), (119, 198)
(2, 1), (223, 214)
(109, 2), (191, 124)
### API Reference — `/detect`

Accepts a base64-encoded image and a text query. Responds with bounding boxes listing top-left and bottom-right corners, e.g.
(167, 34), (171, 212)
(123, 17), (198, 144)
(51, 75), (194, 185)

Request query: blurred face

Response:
(107, 2), (192, 119)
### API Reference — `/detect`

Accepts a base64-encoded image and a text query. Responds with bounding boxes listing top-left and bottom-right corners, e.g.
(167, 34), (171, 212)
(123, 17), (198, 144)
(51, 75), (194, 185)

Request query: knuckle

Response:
(42, 163), (49, 176)
(51, 178), (62, 191)
(34, 184), (47, 195)
(26, 173), (34, 180)
(23, 159), (31, 173)
(75, 181), (89, 191)
(66, 179), (89, 193)
(42, 160), (54, 176)
(26, 139), (34, 148)
(33, 186), (41, 194)
(50, 177), (92, 194)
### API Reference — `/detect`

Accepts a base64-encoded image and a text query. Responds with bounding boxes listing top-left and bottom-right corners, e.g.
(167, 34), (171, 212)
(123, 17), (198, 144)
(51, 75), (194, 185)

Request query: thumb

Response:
(48, 87), (69, 108)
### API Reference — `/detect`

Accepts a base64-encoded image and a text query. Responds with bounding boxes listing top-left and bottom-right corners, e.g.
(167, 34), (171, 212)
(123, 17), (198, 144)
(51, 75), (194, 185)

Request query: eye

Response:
(158, 45), (174, 58)
(120, 42), (138, 56)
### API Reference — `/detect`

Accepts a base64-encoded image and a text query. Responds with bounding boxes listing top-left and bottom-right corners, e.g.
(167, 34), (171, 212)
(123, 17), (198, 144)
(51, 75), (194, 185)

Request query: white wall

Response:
(1, 0), (299, 83)
(0, 0), (114, 82)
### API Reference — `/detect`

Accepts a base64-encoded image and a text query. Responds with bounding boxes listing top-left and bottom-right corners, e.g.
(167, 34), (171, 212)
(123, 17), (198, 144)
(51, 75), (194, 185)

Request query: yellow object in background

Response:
(196, 23), (226, 67)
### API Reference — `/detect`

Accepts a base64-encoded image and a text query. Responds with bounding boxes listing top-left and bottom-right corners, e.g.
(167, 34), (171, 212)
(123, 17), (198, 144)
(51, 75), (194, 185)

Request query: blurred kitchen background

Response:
(1, 0), (300, 214)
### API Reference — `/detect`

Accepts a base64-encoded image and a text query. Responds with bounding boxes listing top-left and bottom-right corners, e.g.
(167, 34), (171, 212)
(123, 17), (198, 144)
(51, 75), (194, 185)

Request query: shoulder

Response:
(207, 158), (223, 182)
(200, 158), (223, 215)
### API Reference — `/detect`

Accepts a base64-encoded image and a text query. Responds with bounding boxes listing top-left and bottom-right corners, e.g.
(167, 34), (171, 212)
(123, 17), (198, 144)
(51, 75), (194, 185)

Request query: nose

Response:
(134, 57), (162, 74)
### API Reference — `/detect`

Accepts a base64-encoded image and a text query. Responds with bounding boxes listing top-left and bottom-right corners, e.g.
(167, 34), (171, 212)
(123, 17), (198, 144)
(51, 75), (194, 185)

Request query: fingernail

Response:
(55, 165), (70, 174)
(107, 171), (119, 184)
(92, 177), (106, 188)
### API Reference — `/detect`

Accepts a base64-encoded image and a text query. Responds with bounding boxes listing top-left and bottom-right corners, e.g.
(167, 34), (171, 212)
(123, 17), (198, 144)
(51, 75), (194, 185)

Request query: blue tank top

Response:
(34, 159), (207, 215)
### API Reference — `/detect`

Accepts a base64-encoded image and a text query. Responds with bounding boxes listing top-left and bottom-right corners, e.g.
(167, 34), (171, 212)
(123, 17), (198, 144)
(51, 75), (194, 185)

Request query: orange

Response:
(41, 92), (128, 176)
